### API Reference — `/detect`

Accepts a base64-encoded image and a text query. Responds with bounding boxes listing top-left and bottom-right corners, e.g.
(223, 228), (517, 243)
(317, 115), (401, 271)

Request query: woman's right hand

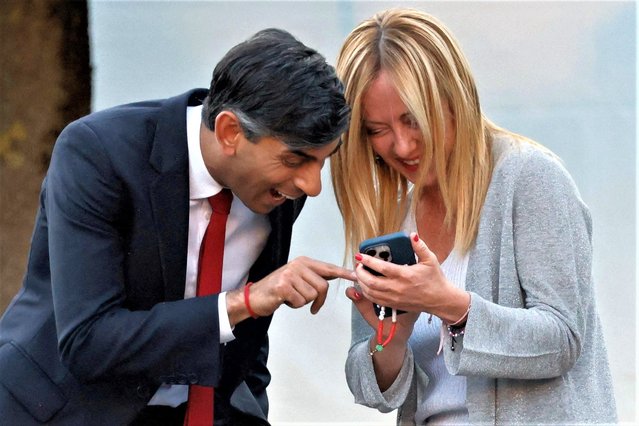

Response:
(344, 286), (419, 342)
(345, 273), (420, 391)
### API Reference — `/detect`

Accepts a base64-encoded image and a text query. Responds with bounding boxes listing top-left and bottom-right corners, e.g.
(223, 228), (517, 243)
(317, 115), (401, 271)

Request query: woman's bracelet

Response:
(447, 291), (471, 327)
(244, 282), (259, 319)
(443, 291), (471, 352)
(446, 324), (465, 351)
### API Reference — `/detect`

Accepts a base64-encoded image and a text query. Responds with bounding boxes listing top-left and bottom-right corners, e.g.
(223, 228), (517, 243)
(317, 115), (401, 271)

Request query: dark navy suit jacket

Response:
(0, 90), (304, 425)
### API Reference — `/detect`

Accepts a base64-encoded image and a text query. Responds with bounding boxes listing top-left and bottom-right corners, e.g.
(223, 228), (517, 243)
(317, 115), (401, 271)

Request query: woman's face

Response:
(361, 71), (455, 187)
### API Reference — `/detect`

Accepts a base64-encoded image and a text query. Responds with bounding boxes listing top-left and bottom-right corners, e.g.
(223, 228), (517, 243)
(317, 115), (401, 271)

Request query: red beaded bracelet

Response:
(244, 282), (259, 319)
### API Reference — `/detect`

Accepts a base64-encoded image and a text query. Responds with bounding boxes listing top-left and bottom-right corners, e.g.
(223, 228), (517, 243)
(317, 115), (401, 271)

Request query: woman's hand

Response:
(349, 232), (469, 324)
(344, 286), (419, 340)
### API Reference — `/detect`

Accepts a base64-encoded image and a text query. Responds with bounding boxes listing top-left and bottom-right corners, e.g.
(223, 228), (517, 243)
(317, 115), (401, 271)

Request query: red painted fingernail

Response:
(413, 233), (420, 242)
(355, 253), (363, 261)
(354, 291), (362, 300)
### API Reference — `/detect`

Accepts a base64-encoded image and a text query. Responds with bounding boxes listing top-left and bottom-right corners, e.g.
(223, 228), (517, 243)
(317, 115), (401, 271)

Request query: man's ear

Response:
(214, 111), (244, 155)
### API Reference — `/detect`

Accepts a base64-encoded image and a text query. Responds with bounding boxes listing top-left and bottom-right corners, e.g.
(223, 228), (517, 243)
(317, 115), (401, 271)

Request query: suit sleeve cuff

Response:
(218, 292), (236, 343)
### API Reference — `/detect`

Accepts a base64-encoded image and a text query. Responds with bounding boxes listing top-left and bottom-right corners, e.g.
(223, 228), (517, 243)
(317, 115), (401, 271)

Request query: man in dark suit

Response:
(0, 28), (352, 425)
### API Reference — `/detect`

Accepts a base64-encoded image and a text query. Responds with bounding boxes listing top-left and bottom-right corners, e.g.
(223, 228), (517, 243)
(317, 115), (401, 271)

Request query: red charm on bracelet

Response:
(370, 306), (397, 355)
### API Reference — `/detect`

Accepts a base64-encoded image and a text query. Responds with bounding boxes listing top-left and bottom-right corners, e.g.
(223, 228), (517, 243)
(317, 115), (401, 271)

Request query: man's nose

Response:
(295, 163), (322, 197)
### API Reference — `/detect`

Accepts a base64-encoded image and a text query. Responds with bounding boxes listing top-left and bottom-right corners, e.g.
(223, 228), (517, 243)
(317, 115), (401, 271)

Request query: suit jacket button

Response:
(187, 374), (198, 384)
(136, 384), (150, 399)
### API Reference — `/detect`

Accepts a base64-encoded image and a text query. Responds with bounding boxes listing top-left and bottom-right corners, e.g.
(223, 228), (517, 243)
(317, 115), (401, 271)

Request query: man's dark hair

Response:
(202, 28), (350, 148)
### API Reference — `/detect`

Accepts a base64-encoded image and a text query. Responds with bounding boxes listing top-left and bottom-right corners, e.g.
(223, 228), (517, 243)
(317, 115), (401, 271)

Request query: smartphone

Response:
(358, 232), (416, 316)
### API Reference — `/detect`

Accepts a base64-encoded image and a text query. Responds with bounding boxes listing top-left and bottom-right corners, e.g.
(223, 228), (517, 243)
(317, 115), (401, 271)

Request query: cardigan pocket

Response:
(0, 341), (67, 422)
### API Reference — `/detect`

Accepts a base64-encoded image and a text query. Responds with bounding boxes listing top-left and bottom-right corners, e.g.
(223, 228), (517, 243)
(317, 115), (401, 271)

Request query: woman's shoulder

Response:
(489, 131), (583, 207)
(490, 132), (572, 186)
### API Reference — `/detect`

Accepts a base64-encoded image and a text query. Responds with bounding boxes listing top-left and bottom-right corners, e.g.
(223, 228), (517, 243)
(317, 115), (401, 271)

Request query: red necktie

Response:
(184, 188), (233, 426)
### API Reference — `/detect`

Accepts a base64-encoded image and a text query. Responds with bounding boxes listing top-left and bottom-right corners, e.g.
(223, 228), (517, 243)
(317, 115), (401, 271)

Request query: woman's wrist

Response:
(438, 287), (471, 325)
(368, 334), (408, 391)
(445, 291), (471, 326)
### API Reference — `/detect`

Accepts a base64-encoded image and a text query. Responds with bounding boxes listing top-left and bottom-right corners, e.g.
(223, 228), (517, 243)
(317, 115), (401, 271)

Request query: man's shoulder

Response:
(73, 89), (207, 128)
(60, 89), (206, 143)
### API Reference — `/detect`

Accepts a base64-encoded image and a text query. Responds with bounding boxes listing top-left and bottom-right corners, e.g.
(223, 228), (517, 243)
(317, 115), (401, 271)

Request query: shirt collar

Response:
(187, 105), (224, 200)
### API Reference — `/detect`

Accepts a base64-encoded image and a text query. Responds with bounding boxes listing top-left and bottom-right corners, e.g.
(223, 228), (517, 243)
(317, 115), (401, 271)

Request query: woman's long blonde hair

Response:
(331, 8), (497, 256)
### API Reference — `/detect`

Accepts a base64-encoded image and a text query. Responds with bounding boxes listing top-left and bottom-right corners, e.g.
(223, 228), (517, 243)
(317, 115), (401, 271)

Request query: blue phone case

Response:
(359, 232), (416, 315)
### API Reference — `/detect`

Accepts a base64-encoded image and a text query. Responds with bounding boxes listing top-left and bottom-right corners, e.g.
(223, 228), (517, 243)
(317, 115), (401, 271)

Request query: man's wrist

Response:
(226, 287), (252, 327)
(244, 282), (259, 319)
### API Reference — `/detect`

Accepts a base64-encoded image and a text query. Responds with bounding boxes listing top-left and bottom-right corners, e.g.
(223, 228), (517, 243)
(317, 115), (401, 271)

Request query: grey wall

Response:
(89, 1), (636, 423)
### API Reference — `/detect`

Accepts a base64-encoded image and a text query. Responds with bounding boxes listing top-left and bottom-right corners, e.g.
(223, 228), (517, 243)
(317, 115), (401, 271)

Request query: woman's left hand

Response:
(354, 232), (465, 322)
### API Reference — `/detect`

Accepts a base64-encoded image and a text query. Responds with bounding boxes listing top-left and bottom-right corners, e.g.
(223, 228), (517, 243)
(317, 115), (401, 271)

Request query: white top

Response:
(401, 194), (470, 424)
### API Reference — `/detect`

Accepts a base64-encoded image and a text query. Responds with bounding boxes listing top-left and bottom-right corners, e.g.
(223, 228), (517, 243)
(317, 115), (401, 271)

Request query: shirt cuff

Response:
(218, 292), (236, 344)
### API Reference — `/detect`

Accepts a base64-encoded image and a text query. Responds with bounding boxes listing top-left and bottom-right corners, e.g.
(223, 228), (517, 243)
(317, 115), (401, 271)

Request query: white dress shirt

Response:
(148, 105), (271, 406)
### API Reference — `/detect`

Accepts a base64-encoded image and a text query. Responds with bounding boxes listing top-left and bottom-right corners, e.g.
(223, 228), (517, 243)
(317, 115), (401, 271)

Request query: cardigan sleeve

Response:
(446, 147), (593, 380)
(344, 306), (428, 412)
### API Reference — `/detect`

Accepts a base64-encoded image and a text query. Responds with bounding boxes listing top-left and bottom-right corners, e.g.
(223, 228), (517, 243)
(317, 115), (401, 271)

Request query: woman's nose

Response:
(393, 127), (418, 157)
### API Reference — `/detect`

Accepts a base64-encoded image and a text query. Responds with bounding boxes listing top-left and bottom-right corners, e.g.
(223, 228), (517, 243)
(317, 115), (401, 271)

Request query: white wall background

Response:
(89, 1), (636, 424)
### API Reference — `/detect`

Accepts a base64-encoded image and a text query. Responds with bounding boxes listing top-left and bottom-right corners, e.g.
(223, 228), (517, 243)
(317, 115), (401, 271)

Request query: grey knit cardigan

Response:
(345, 134), (618, 425)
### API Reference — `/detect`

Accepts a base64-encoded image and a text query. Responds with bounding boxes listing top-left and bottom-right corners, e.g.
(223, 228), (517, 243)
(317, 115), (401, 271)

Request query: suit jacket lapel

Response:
(149, 89), (208, 302)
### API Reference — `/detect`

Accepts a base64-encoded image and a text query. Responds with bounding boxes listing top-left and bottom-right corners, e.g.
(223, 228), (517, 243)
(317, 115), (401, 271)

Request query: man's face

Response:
(226, 133), (341, 215)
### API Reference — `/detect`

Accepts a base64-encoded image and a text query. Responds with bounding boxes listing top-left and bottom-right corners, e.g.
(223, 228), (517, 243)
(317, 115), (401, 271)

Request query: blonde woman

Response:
(331, 8), (617, 424)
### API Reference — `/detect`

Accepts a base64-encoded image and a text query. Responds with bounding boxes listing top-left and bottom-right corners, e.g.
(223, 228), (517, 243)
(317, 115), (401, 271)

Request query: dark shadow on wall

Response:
(0, 0), (91, 314)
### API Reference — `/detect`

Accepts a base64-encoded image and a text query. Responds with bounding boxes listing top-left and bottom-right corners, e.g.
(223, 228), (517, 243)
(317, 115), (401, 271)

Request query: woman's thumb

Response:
(410, 232), (436, 264)
(345, 286), (377, 321)
(345, 286), (366, 305)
